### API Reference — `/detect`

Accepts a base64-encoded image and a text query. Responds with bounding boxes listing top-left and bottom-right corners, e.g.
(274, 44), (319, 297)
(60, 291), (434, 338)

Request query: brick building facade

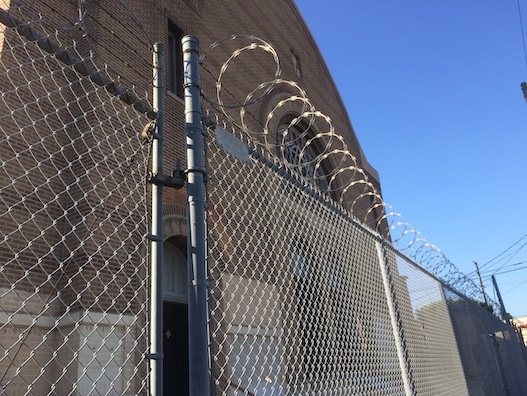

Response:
(1, 0), (389, 394)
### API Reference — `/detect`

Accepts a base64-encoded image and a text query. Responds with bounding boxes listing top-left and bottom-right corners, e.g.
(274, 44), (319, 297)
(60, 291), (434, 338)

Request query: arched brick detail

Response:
(163, 213), (187, 240)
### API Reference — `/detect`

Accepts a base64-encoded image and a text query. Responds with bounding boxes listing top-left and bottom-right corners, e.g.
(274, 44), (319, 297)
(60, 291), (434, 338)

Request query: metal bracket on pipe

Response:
(145, 353), (164, 360)
(185, 168), (207, 175)
(191, 279), (211, 287)
(147, 234), (163, 242)
(148, 170), (185, 189)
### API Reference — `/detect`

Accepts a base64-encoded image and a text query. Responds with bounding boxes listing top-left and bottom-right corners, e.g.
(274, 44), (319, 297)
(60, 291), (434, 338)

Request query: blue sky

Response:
(295, 1), (527, 318)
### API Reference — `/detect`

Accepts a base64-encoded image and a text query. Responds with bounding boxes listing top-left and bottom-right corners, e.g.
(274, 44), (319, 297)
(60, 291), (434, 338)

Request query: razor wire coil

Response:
(0, 2), (505, 395)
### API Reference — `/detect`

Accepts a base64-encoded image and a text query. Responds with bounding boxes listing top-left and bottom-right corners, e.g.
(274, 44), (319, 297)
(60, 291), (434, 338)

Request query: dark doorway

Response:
(163, 302), (189, 396)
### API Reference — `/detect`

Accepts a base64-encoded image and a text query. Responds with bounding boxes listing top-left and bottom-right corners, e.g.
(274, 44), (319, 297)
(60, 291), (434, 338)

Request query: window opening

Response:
(291, 52), (302, 79)
(168, 23), (184, 98)
(163, 238), (187, 303)
(278, 120), (329, 191)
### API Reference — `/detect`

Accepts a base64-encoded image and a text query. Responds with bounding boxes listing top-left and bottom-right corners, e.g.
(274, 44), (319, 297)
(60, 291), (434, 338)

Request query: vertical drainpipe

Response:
(183, 35), (211, 395)
(149, 42), (164, 396)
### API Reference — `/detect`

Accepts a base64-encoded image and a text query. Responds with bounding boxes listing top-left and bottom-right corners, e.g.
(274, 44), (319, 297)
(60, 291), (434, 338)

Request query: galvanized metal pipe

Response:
(183, 35), (211, 395)
(149, 42), (164, 396)
(376, 242), (416, 396)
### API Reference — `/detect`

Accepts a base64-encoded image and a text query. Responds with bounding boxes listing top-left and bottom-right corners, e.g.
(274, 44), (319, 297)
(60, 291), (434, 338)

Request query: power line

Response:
(517, 0), (527, 70)
(478, 241), (527, 276)
(487, 262), (527, 277)
(466, 232), (527, 278)
(480, 232), (527, 269)
(503, 278), (527, 295)
(517, 0), (527, 101)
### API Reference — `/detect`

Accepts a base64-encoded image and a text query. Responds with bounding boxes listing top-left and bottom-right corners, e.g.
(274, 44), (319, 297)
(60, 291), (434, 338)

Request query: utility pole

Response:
(492, 275), (511, 326)
(492, 274), (527, 363)
(474, 261), (489, 306)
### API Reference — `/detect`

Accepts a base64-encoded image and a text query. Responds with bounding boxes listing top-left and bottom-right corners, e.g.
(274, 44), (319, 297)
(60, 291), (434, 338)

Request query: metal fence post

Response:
(183, 35), (211, 395)
(148, 42), (164, 396)
(376, 241), (416, 396)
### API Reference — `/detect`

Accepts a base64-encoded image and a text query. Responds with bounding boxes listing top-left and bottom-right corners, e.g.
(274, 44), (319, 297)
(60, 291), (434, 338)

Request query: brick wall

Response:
(1, 0), (386, 393)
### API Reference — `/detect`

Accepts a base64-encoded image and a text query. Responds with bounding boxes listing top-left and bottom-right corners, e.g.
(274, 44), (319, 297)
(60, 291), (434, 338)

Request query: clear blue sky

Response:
(295, 1), (527, 318)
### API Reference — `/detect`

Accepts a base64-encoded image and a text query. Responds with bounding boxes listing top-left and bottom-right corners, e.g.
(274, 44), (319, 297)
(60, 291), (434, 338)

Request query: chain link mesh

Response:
(444, 287), (527, 396)
(1, 3), (152, 394)
(388, 252), (467, 395)
(199, 35), (475, 395)
(206, 119), (470, 395)
(2, 2), (527, 395)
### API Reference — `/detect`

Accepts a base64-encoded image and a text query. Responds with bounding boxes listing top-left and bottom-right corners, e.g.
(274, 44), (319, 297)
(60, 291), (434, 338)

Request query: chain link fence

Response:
(206, 122), (467, 395)
(445, 287), (527, 396)
(199, 34), (527, 396)
(205, 115), (527, 395)
(2, 1), (527, 395)
(1, 4), (153, 395)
